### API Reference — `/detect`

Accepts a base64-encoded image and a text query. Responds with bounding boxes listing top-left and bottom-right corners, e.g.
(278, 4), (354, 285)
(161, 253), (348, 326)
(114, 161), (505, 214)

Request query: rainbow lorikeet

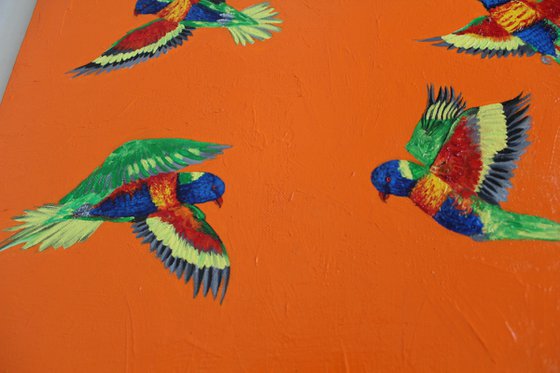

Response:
(371, 86), (560, 242)
(422, 0), (560, 65)
(70, 0), (282, 76)
(0, 139), (232, 302)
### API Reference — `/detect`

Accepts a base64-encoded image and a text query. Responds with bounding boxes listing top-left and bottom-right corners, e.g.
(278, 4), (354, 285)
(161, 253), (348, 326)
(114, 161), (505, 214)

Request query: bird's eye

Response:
(386, 177), (392, 183)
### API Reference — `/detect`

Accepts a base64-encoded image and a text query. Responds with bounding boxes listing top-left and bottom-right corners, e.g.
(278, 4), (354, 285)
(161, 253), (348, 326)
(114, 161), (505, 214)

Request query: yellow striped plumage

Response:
(146, 218), (229, 269)
(490, 1), (539, 33)
(441, 33), (526, 52)
(475, 104), (509, 192)
(93, 24), (188, 66)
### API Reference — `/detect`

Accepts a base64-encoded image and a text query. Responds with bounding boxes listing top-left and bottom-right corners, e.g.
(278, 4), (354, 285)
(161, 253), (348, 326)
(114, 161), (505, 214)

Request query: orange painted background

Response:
(0, 0), (559, 371)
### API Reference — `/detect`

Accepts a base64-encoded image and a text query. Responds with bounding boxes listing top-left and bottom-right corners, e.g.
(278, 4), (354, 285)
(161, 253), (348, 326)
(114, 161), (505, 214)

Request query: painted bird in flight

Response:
(371, 86), (560, 242)
(0, 139), (232, 302)
(70, 0), (282, 76)
(422, 0), (560, 64)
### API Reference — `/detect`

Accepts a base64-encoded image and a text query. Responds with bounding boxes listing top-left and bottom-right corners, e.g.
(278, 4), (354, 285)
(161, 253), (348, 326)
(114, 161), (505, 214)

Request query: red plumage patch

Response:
(145, 173), (177, 187)
(533, 0), (560, 25)
(431, 118), (483, 199)
(409, 175), (451, 217)
(146, 173), (180, 209)
(457, 17), (510, 38)
(106, 179), (144, 200)
(114, 20), (179, 51)
(155, 209), (223, 254)
(103, 173), (179, 205)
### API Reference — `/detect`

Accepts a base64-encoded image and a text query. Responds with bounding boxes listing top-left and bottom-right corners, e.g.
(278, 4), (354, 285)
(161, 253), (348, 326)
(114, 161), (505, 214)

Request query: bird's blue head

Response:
(177, 172), (226, 207)
(134, 0), (169, 15)
(371, 160), (421, 202)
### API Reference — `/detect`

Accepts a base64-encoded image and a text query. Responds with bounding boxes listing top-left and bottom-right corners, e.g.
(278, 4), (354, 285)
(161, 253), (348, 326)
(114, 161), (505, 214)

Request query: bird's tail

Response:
(0, 204), (103, 252)
(227, 3), (282, 46)
(477, 203), (560, 242)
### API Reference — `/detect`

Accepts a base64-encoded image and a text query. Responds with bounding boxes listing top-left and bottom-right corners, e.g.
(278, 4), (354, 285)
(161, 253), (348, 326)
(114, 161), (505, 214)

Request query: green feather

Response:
(0, 205), (103, 252)
(59, 138), (230, 206)
(188, 1), (282, 45)
(406, 118), (455, 166)
(406, 86), (467, 166)
(475, 201), (560, 242)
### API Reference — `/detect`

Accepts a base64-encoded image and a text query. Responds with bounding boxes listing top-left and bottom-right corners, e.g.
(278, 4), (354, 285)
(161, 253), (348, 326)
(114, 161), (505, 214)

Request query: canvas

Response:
(0, 0), (559, 372)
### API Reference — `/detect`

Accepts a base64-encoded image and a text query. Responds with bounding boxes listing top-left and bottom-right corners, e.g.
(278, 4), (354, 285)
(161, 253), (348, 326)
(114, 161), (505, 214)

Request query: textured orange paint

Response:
(0, 0), (559, 372)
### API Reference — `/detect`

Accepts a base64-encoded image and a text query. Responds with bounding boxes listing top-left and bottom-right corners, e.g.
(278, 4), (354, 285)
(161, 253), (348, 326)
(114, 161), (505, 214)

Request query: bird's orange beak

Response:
(379, 192), (389, 203)
(215, 197), (224, 208)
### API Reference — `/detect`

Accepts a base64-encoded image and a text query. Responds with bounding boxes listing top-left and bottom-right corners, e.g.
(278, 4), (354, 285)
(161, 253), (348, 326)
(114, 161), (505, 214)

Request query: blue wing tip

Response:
(418, 36), (443, 43)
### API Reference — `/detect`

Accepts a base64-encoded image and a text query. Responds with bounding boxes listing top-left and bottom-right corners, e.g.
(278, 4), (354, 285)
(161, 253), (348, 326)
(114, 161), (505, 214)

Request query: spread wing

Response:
(406, 86), (467, 166)
(60, 139), (229, 205)
(69, 18), (194, 77)
(132, 205), (230, 302)
(430, 94), (530, 204)
(422, 16), (536, 58)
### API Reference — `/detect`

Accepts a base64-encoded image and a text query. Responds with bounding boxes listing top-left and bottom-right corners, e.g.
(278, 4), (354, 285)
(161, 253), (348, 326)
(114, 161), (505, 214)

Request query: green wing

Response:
(194, 0), (282, 46)
(405, 86), (467, 166)
(60, 138), (230, 205)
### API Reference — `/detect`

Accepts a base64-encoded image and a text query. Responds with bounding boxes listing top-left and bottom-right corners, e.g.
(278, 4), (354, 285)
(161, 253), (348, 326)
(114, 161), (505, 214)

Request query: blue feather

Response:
(184, 4), (223, 22)
(90, 184), (157, 219)
(514, 21), (558, 56)
(434, 198), (484, 236)
(134, 0), (169, 15)
(479, 0), (510, 9)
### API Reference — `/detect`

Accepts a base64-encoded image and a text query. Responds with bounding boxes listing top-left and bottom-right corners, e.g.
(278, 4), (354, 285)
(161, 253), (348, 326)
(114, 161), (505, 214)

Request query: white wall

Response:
(0, 0), (37, 103)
